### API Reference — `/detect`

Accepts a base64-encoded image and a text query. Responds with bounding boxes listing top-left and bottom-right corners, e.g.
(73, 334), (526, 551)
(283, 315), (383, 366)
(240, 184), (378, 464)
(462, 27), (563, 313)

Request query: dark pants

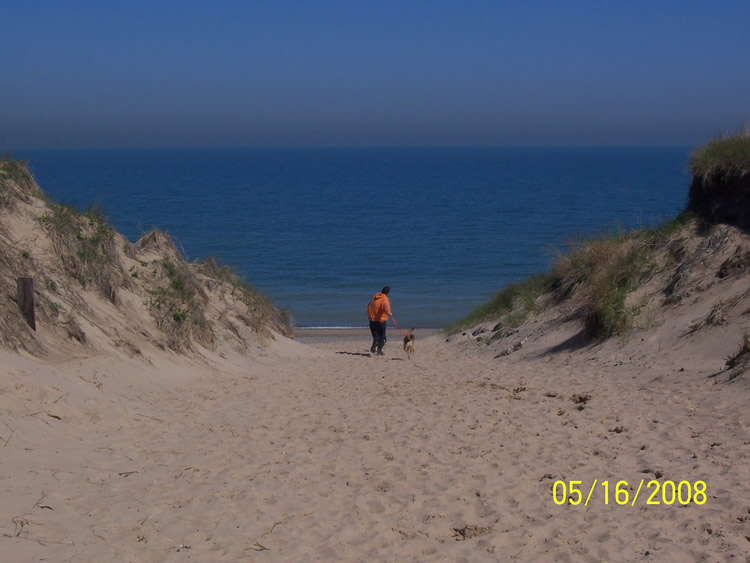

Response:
(369, 320), (387, 353)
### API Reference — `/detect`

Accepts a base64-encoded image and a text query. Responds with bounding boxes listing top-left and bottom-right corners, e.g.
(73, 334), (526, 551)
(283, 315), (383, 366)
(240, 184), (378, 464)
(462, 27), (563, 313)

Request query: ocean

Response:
(16, 147), (692, 328)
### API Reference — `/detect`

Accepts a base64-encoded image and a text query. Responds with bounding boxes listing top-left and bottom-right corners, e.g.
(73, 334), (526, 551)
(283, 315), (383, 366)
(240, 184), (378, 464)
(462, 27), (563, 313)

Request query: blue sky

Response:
(2, 0), (748, 149)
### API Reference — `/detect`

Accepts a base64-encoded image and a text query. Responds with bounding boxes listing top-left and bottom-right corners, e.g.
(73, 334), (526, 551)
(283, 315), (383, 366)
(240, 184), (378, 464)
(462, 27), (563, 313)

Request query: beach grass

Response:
(552, 231), (659, 339)
(447, 211), (698, 340)
(690, 127), (750, 181)
(146, 257), (211, 350)
(0, 155), (31, 185)
(443, 273), (556, 334)
(198, 257), (293, 337)
(688, 127), (750, 226)
(0, 155), (39, 204)
(725, 331), (750, 380)
(41, 202), (122, 303)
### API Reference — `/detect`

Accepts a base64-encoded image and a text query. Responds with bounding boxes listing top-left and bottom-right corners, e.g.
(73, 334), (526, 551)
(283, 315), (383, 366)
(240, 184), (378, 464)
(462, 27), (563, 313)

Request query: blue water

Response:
(16, 148), (691, 328)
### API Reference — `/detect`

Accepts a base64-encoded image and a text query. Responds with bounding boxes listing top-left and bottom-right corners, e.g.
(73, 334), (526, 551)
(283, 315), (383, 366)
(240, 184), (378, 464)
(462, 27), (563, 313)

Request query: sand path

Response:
(1, 334), (749, 561)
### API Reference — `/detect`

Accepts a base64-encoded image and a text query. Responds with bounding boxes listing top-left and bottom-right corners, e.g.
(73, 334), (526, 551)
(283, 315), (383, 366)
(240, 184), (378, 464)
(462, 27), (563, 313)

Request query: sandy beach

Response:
(2, 321), (749, 561)
(2, 159), (750, 561)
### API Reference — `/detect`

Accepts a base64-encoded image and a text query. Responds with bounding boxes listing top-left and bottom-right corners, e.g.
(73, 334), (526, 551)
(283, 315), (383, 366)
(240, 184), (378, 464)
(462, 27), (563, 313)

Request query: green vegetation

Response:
(444, 273), (555, 335)
(145, 255), (293, 350)
(690, 128), (750, 181)
(554, 233), (658, 339)
(146, 258), (211, 351)
(447, 213), (697, 340)
(42, 203), (121, 302)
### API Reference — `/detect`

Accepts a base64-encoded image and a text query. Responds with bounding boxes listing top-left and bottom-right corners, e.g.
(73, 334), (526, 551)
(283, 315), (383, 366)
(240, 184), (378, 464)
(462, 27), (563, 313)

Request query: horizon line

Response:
(10, 143), (697, 152)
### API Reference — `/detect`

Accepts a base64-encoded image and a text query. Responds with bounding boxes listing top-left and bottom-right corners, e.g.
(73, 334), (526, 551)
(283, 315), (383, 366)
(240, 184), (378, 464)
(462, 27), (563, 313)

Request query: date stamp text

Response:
(553, 479), (707, 506)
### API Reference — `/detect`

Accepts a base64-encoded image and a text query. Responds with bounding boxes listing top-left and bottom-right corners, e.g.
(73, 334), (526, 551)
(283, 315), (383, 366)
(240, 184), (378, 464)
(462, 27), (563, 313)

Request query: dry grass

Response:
(0, 156), (35, 192)
(725, 331), (750, 380)
(41, 204), (123, 303)
(0, 156), (37, 207)
(147, 256), (213, 352)
(688, 127), (750, 226)
(550, 233), (658, 339)
(685, 297), (742, 335)
(448, 219), (684, 340)
(198, 258), (293, 338)
(444, 273), (555, 334)
(690, 126), (750, 182)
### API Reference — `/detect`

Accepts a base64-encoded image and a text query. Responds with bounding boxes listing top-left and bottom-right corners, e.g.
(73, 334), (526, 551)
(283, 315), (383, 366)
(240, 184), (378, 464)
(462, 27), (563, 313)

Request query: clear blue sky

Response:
(2, 0), (748, 149)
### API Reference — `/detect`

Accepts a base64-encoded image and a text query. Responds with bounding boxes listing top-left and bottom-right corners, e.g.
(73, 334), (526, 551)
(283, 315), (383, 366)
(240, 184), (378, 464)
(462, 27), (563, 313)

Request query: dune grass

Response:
(690, 127), (750, 181)
(551, 230), (662, 339)
(145, 257), (214, 351)
(725, 331), (750, 380)
(446, 212), (695, 340)
(0, 155), (31, 185)
(445, 231), (659, 339)
(198, 258), (293, 337)
(0, 155), (38, 205)
(41, 203), (123, 303)
(444, 274), (556, 335)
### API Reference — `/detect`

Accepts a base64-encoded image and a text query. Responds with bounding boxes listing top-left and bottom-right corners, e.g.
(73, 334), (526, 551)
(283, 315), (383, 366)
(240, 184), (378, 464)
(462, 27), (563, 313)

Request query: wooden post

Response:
(16, 277), (36, 331)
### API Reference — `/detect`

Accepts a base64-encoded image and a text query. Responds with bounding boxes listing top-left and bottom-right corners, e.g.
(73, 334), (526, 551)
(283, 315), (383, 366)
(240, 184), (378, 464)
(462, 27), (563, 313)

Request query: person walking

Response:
(367, 286), (392, 355)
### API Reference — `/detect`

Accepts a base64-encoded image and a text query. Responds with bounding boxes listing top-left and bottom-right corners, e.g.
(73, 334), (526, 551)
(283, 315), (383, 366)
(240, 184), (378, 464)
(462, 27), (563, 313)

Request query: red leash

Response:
(390, 315), (408, 337)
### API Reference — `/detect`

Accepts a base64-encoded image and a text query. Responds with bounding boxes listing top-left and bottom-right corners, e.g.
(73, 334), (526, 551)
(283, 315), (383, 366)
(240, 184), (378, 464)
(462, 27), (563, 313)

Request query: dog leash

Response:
(390, 315), (408, 337)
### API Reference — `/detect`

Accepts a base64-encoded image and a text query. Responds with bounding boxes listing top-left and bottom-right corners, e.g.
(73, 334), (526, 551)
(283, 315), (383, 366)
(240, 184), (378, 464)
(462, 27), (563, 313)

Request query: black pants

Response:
(369, 320), (387, 353)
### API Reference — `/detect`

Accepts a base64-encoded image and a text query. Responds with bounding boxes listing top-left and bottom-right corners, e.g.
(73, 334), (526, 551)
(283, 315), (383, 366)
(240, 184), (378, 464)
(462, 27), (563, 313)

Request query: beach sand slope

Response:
(1, 327), (748, 561)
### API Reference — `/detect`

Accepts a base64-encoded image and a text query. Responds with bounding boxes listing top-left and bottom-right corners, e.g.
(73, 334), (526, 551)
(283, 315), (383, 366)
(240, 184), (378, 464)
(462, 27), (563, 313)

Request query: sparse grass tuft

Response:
(686, 297), (737, 334)
(444, 273), (555, 334)
(725, 331), (750, 380)
(0, 155), (38, 206)
(198, 258), (293, 337)
(0, 155), (34, 190)
(645, 212), (695, 243)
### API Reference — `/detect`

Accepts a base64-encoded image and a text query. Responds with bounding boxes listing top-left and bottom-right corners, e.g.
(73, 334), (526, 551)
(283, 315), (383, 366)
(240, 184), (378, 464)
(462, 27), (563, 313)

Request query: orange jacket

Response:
(367, 293), (391, 322)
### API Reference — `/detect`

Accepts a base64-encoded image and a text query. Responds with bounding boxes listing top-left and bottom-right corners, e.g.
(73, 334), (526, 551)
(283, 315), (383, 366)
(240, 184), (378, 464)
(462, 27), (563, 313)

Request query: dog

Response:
(403, 328), (415, 359)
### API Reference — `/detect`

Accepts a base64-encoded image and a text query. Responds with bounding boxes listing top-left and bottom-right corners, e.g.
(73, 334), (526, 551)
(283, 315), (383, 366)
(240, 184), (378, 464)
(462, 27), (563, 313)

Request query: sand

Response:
(1, 323), (749, 562)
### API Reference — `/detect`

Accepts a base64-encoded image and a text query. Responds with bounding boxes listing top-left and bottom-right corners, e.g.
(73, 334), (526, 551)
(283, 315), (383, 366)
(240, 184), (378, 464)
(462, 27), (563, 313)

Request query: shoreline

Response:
(294, 327), (441, 343)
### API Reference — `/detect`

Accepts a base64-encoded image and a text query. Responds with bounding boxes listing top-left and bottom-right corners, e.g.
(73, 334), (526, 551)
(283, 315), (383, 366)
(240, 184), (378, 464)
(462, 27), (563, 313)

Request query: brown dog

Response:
(403, 328), (415, 359)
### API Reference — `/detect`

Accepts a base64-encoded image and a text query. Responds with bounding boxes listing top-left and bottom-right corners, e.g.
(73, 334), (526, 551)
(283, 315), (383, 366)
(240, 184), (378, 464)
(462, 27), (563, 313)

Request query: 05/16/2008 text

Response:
(552, 479), (707, 507)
